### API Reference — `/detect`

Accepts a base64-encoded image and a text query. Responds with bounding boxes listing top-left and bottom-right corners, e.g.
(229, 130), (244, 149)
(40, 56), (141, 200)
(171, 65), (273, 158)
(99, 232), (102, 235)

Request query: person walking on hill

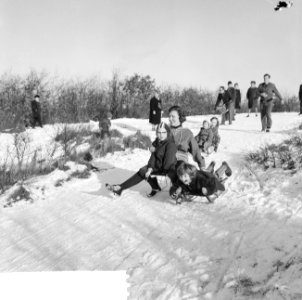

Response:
(246, 81), (259, 117)
(234, 83), (241, 115)
(299, 84), (302, 115)
(258, 74), (282, 132)
(215, 86), (232, 125)
(149, 93), (162, 131)
(31, 95), (43, 128)
(227, 81), (236, 122)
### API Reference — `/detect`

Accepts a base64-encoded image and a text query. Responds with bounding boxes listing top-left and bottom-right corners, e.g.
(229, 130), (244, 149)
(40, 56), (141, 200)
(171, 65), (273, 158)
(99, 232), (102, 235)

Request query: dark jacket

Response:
(227, 87), (236, 103)
(177, 170), (225, 197)
(31, 100), (41, 116)
(99, 118), (111, 132)
(299, 85), (302, 102)
(247, 87), (259, 101)
(149, 97), (162, 125)
(147, 137), (177, 174)
(211, 126), (220, 147)
(170, 126), (205, 168)
(235, 89), (241, 109)
(215, 92), (232, 109)
(258, 82), (282, 103)
(195, 127), (213, 147)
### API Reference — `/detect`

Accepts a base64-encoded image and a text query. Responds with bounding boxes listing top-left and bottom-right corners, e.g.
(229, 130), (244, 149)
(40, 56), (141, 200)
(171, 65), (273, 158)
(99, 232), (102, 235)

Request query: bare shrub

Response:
(123, 130), (152, 150)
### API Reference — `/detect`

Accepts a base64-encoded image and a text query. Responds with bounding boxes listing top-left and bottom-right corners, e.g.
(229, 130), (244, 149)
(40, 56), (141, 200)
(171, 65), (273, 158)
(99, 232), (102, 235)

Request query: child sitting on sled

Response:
(170, 161), (232, 204)
(106, 122), (177, 197)
(195, 120), (214, 154)
(210, 117), (221, 152)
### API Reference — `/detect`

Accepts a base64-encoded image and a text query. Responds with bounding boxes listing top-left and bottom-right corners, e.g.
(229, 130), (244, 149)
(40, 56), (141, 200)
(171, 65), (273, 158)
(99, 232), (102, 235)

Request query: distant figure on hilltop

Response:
(31, 95), (43, 128)
(246, 81), (260, 117)
(258, 74), (282, 132)
(234, 83), (241, 115)
(149, 93), (162, 131)
(215, 86), (232, 125)
(299, 84), (302, 115)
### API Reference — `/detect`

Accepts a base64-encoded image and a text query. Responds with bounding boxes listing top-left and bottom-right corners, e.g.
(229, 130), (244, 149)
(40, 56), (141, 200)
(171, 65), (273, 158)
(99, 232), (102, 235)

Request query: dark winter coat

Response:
(247, 87), (260, 108)
(176, 170), (225, 197)
(211, 126), (220, 150)
(99, 118), (111, 132)
(299, 84), (302, 102)
(215, 92), (231, 109)
(227, 87), (236, 103)
(258, 82), (282, 103)
(147, 137), (177, 175)
(31, 100), (41, 116)
(235, 89), (241, 109)
(170, 126), (205, 169)
(195, 127), (213, 148)
(149, 97), (162, 125)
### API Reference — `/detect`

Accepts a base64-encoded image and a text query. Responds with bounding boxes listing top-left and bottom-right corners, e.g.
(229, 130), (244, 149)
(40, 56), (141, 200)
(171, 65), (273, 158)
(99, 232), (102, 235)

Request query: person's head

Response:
(250, 81), (256, 87)
(177, 162), (197, 185)
(107, 112), (112, 120)
(168, 105), (186, 127)
(219, 86), (225, 94)
(156, 122), (171, 142)
(210, 117), (219, 128)
(227, 81), (233, 88)
(234, 83), (239, 89)
(264, 74), (271, 84)
(203, 120), (210, 129)
(34, 95), (40, 102)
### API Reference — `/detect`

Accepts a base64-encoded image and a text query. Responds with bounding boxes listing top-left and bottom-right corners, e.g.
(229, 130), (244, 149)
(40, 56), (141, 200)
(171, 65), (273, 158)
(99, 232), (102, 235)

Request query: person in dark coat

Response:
(258, 74), (282, 132)
(106, 122), (177, 197)
(215, 86), (232, 125)
(210, 117), (220, 152)
(170, 161), (232, 204)
(234, 83), (241, 114)
(227, 81), (236, 122)
(246, 81), (259, 117)
(31, 95), (43, 128)
(195, 120), (214, 154)
(99, 112), (112, 139)
(149, 93), (162, 131)
(299, 84), (302, 115)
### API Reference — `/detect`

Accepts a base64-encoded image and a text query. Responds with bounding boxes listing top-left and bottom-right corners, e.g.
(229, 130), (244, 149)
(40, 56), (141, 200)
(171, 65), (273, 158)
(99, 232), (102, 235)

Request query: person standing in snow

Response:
(215, 86), (232, 125)
(234, 83), (241, 115)
(31, 95), (43, 128)
(258, 74), (283, 132)
(226, 81), (236, 122)
(246, 81), (259, 117)
(299, 84), (302, 115)
(106, 122), (177, 197)
(149, 93), (162, 131)
(99, 112), (112, 139)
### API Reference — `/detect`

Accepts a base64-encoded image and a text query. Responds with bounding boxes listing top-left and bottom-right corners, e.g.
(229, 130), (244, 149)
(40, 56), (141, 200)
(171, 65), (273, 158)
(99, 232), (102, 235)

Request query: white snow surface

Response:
(1, 113), (302, 300)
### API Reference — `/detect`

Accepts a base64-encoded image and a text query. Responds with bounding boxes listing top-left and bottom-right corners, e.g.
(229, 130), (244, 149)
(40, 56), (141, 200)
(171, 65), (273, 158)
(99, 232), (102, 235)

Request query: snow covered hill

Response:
(1, 113), (302, 300)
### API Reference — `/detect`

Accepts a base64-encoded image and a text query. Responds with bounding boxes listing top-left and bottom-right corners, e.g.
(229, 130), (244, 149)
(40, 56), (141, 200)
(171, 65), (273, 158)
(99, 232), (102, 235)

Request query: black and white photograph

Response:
(0, 0), (302, 299)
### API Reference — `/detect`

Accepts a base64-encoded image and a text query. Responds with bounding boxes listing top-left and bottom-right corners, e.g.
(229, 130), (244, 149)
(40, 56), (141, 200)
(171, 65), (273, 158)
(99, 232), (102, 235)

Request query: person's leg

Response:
(38, 114), (43, 127)
(260, 102), (267, 131)
(215, 161), (232, 180)
(300, 101), (302, 115)
(221, 111), (226, 125)
(228, 103), (233, 124)
(266, 101), (274, 131)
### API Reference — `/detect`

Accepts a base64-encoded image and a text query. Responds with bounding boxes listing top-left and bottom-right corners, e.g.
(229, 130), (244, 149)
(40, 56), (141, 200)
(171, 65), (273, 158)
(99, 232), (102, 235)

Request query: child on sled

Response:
(195, 120), (214, 154)
(170, 161), (232, 204)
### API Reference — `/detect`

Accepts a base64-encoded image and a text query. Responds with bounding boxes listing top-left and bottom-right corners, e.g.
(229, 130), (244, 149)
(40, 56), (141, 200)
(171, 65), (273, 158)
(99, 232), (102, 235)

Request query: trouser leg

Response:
(266, 101), (273, 129)
(120, 166), (146, 191)
(260, 102), (267, 130)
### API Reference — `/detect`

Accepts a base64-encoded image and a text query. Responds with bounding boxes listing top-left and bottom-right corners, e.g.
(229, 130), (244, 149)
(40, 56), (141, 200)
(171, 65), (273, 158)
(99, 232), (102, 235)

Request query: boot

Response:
(147, 176), (161, 197)
(222, 161), (232, 177)
(206, 161), (216, 173)
(105, 184), (122, 196)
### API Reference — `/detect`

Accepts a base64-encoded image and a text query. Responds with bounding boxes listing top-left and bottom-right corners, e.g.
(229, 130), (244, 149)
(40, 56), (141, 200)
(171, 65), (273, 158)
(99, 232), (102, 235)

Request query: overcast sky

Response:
(1, 0), (301, 94)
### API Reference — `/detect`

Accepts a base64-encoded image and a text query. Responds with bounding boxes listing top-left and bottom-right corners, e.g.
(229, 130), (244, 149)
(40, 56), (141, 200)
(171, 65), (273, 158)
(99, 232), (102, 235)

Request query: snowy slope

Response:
(1, 113), (302, 300)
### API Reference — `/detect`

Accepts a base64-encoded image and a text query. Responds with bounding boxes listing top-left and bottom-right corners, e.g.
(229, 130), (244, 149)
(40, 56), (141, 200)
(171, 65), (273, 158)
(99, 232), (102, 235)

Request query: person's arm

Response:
(215, 95), (221, 109)
(299, 85), (302, 101)
(162, 142), (177, 174)
(189, 134), (205, 169)
(147, 142), (157, 169)
(272, 84), (282, 101)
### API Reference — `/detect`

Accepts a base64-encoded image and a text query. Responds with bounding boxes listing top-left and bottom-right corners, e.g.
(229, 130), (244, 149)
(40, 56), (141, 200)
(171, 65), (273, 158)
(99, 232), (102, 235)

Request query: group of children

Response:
(195, 117), (221, 155)
(106, 119), (231, 205)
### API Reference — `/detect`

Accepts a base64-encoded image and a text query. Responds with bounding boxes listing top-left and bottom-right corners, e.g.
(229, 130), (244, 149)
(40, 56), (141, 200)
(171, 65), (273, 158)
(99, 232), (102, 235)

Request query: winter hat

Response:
(156, 122), (171, 137)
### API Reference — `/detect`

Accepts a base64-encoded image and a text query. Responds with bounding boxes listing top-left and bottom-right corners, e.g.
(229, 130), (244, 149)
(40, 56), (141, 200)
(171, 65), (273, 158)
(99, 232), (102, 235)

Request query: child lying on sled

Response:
(170, 161), (232, 204)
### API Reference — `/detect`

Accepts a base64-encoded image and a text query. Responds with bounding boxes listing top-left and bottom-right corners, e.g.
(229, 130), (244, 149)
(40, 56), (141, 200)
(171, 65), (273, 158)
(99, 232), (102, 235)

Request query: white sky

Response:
(1, 0), (301, 94)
